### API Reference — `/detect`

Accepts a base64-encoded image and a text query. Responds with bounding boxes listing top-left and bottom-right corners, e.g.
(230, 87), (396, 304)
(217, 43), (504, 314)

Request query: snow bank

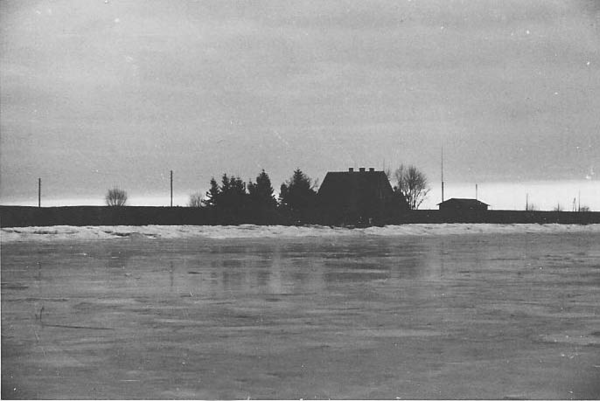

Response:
(2, 224), (600, 243)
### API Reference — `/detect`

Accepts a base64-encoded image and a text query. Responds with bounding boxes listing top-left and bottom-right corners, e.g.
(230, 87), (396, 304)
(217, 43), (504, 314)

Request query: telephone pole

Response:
(38, 178), (41, 207)
(170, 170), (173, 207)
(441, 146), (445, 203)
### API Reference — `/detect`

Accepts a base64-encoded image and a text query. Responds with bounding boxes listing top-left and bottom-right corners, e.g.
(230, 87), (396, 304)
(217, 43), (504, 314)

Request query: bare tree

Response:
(105, 187), (128, 206)
(526, 203), (538, 211)
(392, 164), (430, 210)
(188, 192), (203, 207)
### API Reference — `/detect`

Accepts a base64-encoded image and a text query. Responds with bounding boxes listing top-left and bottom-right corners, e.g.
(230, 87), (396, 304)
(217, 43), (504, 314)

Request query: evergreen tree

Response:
(202, 177), (220, 208)
(279, 169), (318, 223)
(214, 174), (247, 223)
(220, 174), (232, 202)
(248, 170), (277, 209)
(224, 175), (247, 211)
(248, 170), (278, 223)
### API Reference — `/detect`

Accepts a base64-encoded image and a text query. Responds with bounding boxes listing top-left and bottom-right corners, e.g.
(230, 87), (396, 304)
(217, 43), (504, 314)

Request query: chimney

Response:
(369, 168), (375, 172)
(359, 167), (366, 172)
(349, 167), (354, 172)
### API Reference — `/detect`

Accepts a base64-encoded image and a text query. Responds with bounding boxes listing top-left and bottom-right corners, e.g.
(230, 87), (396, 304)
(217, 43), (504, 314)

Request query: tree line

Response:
(192, 169), (319, 224)
(105, 165), (432, 224)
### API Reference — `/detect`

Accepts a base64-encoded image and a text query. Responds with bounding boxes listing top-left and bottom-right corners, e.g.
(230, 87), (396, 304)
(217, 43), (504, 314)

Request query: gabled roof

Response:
(437, 198), (489, 206)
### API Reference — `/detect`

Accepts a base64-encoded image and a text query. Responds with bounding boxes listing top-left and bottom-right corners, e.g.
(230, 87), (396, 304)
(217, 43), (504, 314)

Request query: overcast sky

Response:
(1, 0), (599, 208)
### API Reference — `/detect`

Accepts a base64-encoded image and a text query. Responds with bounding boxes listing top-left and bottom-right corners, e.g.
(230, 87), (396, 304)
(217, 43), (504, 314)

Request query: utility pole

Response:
(38, 178), (41, 207)
(170, 170), (173, 207)
(441, 146), (445, 203)
(526, 193), (529, 211)
(475, 184), (478, 200)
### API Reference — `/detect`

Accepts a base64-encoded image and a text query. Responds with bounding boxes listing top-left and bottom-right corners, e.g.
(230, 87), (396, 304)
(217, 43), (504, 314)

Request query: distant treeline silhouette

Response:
(194, 169), (321, 225)
(4, 166), (597, 228)
(183, 166), (435, 225)
(98, 166), (433, 225)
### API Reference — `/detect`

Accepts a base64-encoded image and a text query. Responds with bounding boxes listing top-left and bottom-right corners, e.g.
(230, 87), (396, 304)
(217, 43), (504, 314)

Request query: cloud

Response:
(577, 0), (600, 16)
(1, 0), (599, 203)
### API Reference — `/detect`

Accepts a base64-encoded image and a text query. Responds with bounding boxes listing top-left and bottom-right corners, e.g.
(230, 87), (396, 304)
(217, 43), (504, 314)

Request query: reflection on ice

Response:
(2, 235), (444, 301)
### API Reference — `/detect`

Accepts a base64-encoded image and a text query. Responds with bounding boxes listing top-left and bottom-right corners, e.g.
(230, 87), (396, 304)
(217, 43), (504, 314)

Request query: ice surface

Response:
(2, 223), (600, 243)
(2, 226), (600, 399)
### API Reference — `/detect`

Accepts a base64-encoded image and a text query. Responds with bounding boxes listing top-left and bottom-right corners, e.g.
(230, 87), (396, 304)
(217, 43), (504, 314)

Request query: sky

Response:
(1, 0), (599, 210)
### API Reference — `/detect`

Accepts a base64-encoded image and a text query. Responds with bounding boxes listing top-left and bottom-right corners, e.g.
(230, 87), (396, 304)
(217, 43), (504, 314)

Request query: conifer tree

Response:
(202, 178), (220, 208)
(279, 169), (318, 223)
(247, 170), (278, 223)
(248, 169), (277, 209)
(207, 174), (247, 223)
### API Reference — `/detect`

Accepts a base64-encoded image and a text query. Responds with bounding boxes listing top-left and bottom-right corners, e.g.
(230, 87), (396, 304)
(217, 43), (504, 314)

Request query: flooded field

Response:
(2, 225), (600, 399)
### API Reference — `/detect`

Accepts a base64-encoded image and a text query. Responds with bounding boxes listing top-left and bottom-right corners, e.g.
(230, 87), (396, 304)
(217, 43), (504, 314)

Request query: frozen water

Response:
(2, 225), (600, 399)
(2, 223), (600, 243)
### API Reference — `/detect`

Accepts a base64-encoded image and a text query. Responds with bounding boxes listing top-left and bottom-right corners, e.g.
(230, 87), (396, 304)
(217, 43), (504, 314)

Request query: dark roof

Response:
(318, 170), (393, 200)
(317, 169), (405, 224)
(437, 198), (489, 207)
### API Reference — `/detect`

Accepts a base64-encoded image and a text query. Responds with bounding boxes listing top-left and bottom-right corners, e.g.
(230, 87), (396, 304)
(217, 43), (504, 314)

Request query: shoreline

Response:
(3, 223), (600, 243)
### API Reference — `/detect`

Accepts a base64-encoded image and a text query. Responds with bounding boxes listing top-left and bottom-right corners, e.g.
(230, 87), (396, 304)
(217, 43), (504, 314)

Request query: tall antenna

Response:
(441, 146), (445, 203)
(38, 178), (41, 207)
(475, 184), (478, 200)
(170, 170), (173, 207)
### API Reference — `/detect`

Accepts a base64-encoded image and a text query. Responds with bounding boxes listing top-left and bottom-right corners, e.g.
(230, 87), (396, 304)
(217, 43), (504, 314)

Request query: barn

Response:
(317, 168), (408, 225)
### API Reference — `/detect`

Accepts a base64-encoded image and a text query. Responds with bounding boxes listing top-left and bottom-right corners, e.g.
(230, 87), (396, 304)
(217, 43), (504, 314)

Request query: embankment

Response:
(401, 210), (600, 224)
(0, 206), (211, 228)
(1, 206), (599, 227)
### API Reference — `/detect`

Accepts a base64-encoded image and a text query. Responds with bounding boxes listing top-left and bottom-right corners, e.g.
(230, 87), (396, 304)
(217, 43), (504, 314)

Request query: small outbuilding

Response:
(438, 198), (489, 212)
(318, 167), (408, 225)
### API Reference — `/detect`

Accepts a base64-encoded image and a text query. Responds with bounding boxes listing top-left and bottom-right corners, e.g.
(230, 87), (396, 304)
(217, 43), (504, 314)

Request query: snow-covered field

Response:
(2, 225), (600, 399)
(3, 223), (600, 242)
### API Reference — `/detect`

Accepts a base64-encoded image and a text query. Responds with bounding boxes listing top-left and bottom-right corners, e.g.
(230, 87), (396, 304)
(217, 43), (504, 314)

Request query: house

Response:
(317, 167), (408, 225)
(438, 198), (489, 212)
